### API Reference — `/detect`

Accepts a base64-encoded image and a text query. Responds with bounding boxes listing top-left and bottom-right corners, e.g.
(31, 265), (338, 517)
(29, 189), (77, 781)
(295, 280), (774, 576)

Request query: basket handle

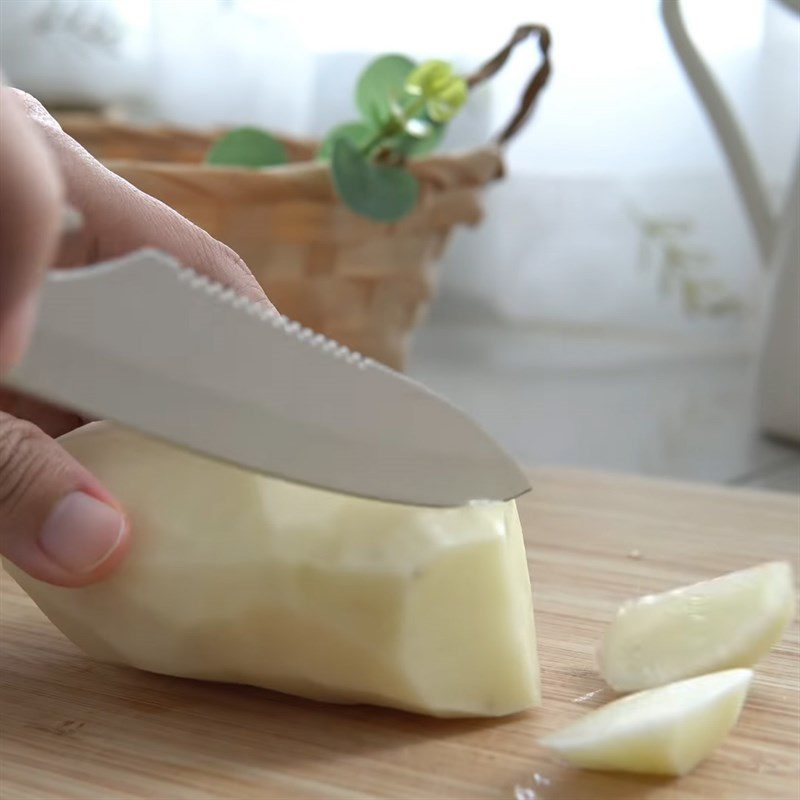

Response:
(466, 24), (552, 146)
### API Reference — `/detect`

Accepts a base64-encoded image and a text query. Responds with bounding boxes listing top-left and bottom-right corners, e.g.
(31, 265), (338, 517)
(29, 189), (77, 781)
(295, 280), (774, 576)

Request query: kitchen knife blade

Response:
(3, 249), (530, 507)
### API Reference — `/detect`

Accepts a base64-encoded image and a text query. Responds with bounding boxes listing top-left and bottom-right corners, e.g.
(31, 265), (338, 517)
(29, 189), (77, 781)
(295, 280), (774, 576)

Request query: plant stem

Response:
(360, 97), (428, 157)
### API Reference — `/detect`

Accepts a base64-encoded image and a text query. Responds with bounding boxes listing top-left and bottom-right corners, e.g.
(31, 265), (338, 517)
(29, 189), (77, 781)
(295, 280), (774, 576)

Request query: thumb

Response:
(0, 414), (129, 586)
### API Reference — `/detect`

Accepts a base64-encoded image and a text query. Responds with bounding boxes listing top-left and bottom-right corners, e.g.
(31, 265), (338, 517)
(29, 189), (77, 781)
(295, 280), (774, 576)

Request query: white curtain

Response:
(3, 0), (798, 348)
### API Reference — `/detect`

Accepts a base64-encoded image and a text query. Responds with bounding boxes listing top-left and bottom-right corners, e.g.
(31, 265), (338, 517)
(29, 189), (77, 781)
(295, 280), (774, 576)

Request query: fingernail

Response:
(0, 294), (38, 372)
(39, 492), (126, 575)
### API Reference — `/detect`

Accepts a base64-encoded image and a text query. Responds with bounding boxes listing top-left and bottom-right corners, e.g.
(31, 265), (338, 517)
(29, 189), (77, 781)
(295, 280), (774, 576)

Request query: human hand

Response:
(0, 87), (272, 587)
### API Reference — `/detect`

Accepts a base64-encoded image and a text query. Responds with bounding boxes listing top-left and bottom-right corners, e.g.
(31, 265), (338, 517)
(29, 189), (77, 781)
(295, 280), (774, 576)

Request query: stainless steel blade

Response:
(4, 249), (530, 506)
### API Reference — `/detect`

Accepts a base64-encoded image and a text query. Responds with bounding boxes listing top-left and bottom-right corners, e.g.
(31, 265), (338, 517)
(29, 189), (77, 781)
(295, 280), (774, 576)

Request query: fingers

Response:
(0, 88), (64, 372)
(14, 90), (272, 309)
(0, 92), (128, 587)
(0, 387), (86, 439)
(0, 412), (129, 586)
(0, 93), (265, 588)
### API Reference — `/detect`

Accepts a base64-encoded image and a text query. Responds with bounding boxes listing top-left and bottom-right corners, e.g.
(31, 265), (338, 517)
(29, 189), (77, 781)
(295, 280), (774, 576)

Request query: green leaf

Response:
(393, 111), (446, 157)
(331, 137), (419, 222)
(356, 54), (416, 126)
(317, 121), (375, 161)
(205, 127), (287, 168)
(404, 117), (432, 139)
(403, 121), (445, 155)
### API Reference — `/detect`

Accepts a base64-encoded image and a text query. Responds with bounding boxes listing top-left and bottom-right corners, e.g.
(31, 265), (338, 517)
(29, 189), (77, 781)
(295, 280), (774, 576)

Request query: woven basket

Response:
(59, 26), (551, 370)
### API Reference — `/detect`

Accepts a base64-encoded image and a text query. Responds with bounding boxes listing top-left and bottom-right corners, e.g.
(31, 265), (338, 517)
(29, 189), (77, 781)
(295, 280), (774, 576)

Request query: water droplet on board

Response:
(514, 774), (553, 800)
(573, 688), (604, 704)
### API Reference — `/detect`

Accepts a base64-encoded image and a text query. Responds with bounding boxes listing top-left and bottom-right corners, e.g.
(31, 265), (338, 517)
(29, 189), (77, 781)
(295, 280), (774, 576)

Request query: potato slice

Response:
(5, 423), (540, 718)
(541, 669), (753, 775)
(599, 562), (796, 691)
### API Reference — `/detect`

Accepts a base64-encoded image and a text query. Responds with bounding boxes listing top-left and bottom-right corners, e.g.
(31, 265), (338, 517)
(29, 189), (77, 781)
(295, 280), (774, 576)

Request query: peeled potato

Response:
(599, 562), (796, 692)
(541, 669), (753, 776)
(5, 422), (540, 718)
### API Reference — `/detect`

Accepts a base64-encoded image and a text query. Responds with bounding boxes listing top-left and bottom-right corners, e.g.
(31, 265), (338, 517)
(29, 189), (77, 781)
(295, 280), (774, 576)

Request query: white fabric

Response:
(2, 0), (797, 346)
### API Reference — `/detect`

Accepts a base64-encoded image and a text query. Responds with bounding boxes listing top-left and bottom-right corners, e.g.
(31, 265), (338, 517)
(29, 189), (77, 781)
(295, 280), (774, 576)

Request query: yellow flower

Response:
(426, 78), (468, 122)
(405, 60), (468, 122)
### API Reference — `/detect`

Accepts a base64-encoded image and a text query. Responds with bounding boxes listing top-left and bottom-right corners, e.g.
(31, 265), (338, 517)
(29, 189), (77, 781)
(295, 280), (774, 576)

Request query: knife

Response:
(2, 249), (530, 507)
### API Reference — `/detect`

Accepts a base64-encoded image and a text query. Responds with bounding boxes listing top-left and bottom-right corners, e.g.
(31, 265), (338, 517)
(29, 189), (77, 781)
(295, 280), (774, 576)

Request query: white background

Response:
(2, 0), (799, 347)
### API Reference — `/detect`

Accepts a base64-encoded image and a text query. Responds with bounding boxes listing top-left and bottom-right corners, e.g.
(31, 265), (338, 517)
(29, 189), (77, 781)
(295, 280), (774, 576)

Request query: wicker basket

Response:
(59, 26), (551, 370)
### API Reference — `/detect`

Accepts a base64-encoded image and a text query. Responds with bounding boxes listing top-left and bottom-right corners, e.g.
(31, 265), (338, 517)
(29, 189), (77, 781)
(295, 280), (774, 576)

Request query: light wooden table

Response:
(1, 469), (798, 799)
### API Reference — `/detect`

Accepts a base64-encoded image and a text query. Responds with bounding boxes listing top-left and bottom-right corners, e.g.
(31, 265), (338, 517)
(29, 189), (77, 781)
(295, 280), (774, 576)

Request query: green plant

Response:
(204, 55), (469, 222)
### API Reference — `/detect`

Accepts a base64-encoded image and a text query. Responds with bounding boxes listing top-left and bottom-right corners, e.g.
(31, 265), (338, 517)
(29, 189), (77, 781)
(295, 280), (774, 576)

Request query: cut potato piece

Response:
(541, 668), (753, 775)
(5, 423), (540, 718)
(600, 562), (796, 691)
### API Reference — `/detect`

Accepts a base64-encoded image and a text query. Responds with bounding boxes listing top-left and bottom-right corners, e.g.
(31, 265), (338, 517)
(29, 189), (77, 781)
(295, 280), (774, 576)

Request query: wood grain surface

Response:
(1, 469), (798, 800)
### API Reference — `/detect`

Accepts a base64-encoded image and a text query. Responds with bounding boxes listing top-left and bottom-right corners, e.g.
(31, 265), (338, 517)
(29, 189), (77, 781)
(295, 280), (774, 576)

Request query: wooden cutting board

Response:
(1, 469), (798, 800)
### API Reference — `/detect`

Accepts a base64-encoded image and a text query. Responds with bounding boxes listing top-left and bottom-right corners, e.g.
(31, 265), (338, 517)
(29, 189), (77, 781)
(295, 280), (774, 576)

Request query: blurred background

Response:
(2, 0), (798, 491)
